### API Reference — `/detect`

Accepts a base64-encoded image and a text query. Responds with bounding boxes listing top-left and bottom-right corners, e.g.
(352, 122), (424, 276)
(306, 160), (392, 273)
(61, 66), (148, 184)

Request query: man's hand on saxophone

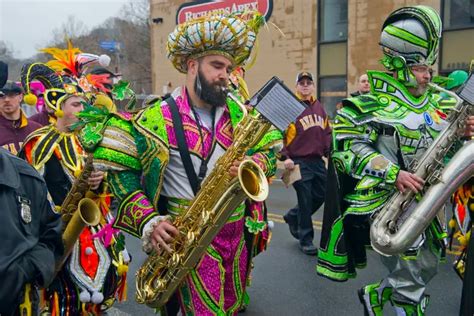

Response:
(152, 159), (245, 253)
(464, 115), (474, 138)
(229, 159), (244, 177)
(88, 170), (104, 190)
(152, 220), (179, 254)
(395, 116), (474, 195)
(395, 170), (425, 194)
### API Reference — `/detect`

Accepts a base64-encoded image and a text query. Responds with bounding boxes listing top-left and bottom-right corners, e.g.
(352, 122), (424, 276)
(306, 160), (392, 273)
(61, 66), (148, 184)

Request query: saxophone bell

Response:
(60, 199), (101, 261)
(238, 159), (268, 202)
(55, 154), (102, 272)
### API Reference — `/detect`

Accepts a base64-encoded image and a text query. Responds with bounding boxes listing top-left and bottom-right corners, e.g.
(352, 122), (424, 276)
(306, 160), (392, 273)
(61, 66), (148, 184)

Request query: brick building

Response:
(150, 0), (474, 117)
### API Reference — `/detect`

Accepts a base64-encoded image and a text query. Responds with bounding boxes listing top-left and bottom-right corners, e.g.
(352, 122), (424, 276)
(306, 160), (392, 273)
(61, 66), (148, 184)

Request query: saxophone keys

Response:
(430, 170), (444, 184)
(171, 253), (182, 266)
(153, 279), (166, 291)
(201, 211), (211, 222)
(388, 220), (397, 233)
(186, 231), (196, 244)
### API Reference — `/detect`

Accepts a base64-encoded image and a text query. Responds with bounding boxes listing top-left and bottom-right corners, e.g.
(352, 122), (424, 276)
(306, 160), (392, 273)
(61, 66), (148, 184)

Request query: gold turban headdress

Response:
(167, 12), (265, 73)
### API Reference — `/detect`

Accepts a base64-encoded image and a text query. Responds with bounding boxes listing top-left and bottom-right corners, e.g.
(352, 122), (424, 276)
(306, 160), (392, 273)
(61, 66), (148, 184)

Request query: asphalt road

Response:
(110, 180), (463, 316)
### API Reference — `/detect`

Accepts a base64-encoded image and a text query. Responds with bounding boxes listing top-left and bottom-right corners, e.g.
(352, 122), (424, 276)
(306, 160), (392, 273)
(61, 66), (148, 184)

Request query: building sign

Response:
(176, 0), (273, 24)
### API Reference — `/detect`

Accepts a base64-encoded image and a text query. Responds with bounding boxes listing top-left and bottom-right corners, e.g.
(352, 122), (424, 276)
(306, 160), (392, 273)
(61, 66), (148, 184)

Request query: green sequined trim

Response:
(107, 116), (134, 132)
(229, 238), (245, 313)
(107, 171), (143, 199)
(189, 261), (223, 314)
(94, 147), (141, 170)
(228, 204), (245, 222)
(226, 96), (245, 128)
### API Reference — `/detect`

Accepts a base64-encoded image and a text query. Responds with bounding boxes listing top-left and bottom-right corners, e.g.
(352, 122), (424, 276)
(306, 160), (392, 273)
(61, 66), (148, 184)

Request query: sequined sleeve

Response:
(332, 107), (400, 190)
(108, 172), (158, 238)
(246, 127), (282, 178)
(90, 117), (160, 238)
(250, 150), (277, 178)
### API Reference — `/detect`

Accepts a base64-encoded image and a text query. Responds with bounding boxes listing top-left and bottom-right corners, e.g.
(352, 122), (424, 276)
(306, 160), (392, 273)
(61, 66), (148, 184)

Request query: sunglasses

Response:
(298, 80), (313, 86)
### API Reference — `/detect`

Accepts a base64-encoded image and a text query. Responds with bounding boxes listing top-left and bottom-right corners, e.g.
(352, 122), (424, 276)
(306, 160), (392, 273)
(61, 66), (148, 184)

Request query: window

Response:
(319, 42), (347, 76)
(441, 29), (474, 71)
(441, 0), (474, 72)
(443, 0), (474, 30)
(319, 76), (347, 119)
(319, 0), (348, 42)
(318, 0), (348, 118)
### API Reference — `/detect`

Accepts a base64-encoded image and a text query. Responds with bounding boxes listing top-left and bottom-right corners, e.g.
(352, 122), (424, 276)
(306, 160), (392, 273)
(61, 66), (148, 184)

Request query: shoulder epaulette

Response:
(22, 125), (61, 170)
(134, 101), (169, 146)
(338, 94), (381, 124)
(342, 94), (383, 114)
(22, 125), (51, 146)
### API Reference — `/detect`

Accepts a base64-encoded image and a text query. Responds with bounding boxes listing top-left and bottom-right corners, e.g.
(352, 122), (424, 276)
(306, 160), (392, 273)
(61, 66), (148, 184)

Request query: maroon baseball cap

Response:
(296, 71), (314, 83)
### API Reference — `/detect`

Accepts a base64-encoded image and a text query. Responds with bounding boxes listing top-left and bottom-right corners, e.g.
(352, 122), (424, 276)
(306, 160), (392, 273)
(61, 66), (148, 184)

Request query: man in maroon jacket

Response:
(280, 72), (332, 255)
(0, 81), (41, 154)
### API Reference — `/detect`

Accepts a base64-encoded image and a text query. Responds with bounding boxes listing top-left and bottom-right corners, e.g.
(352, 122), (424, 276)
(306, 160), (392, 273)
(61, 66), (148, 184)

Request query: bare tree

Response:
(116, 0), (152, 94)
(120, 0), (150, 26)
(50, 15), (89, 46)
(0, 41), (34, 81)
(4, 0), (152, 93)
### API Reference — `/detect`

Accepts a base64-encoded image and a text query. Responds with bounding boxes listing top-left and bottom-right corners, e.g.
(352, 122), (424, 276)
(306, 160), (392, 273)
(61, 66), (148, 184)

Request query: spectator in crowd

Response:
(350, 74), (370, 97)
(280, 72), (332, 255)
(0, 81), (41, 154)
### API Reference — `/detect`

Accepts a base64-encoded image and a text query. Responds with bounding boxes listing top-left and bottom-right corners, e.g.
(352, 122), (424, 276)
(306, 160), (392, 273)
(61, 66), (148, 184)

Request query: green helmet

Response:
(379, 6), (442, 85)
(446, 70), (468, 90)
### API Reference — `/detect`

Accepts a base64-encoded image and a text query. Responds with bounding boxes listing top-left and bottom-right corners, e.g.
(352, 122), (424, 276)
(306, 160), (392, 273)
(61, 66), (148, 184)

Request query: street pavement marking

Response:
(107, 307), (131, 316)
(268, 212), (461, 255)
(267, 212), (322, 228)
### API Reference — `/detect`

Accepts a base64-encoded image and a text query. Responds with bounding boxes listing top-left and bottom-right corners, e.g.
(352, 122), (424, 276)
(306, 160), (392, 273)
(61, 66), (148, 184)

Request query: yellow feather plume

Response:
(41, 40), (82, 77)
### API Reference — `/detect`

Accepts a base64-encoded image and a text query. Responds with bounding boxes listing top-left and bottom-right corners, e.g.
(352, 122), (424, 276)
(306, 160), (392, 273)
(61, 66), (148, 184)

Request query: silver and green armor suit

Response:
(317, 70), (453, 283)
(333, 70), (452, 215)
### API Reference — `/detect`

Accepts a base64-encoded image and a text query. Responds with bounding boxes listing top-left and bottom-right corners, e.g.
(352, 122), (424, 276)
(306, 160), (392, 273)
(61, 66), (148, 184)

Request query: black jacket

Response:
(0, 148), (63, 314)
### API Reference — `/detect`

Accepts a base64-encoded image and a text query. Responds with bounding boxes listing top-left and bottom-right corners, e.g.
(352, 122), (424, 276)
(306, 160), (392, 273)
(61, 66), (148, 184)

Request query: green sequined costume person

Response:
(317, 6), (453, 315)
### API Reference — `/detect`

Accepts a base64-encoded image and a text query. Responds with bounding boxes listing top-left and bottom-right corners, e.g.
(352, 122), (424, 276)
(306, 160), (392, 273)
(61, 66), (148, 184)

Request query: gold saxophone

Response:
(135, 94), (270, 307)
(56, 154), (101, 270)
(371, 79), (474, 256)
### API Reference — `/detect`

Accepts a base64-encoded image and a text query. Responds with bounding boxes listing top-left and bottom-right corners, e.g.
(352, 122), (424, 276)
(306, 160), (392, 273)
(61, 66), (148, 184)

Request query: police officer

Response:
(0, 147), (63, 316)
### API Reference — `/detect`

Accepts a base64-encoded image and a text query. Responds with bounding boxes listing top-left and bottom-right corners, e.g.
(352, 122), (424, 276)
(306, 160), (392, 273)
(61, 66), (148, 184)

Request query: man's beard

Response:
(195, 68), (227, 107)
(412, 83), (428, 97)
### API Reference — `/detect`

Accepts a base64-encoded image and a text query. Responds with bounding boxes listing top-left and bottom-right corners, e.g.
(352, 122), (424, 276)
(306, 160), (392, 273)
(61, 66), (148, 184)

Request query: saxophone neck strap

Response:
(166, 97), (200, 195)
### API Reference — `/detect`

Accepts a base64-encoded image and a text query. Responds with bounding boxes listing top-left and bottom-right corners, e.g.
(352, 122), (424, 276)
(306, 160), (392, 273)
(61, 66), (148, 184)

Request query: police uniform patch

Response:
(18, 196), (32, 223)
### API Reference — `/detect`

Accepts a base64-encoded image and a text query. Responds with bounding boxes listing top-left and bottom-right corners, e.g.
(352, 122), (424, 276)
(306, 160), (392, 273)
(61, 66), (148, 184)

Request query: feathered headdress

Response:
(21, 41), (116, 116)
